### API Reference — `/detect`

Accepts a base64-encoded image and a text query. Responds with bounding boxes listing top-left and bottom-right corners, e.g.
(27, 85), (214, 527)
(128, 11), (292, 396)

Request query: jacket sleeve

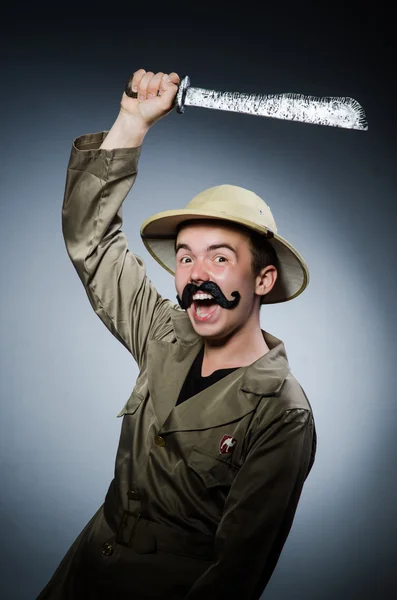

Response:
(184, 408), (315, 600)
(62, 131), (175, 368)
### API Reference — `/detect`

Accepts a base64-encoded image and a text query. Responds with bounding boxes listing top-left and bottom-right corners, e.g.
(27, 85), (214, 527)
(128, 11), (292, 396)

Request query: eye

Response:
(178, 255), (228, 264)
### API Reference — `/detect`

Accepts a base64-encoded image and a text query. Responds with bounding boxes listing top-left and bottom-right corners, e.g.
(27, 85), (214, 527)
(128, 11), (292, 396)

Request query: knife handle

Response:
(124, 74), (190, 115)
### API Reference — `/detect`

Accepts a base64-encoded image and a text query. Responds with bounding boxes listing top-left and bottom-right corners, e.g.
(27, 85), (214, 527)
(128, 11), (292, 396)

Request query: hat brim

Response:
(140, 209), (309, 304)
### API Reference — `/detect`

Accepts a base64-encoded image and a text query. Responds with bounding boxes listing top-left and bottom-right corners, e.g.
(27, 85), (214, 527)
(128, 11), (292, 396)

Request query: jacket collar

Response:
(147, 307), (290, 433)
(170, 306), (290, 392)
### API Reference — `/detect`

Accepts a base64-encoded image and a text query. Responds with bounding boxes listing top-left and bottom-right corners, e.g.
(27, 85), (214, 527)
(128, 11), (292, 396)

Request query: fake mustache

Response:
(176, 281), (241, 310)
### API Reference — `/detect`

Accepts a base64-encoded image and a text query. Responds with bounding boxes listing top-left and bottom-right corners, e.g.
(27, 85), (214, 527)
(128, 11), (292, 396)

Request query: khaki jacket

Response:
(58, 131), (316, 600)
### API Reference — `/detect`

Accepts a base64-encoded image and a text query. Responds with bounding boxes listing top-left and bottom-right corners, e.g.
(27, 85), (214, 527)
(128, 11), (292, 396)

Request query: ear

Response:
(255, 265), (278, 298)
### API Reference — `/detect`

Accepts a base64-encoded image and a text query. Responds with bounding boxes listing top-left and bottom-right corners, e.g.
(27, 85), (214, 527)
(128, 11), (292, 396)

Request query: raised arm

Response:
(62, 70), (180, 366)
(100, 69), (179, 150)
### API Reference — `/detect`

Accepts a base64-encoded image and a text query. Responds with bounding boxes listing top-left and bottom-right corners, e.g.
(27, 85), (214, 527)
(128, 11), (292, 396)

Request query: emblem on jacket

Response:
(219, 434), (237, 454)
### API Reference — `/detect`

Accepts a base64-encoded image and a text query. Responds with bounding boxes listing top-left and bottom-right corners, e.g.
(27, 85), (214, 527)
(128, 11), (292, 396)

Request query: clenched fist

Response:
(100, 68), (180, 150)
(122, 69), (180, 126)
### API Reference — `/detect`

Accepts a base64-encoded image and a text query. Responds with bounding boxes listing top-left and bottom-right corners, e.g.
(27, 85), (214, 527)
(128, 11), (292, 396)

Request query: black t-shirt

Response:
(176, 345), (240, 406)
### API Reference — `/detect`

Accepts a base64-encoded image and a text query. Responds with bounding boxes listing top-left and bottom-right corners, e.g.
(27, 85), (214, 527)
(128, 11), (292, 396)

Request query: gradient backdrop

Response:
(1, 4), (395, 599)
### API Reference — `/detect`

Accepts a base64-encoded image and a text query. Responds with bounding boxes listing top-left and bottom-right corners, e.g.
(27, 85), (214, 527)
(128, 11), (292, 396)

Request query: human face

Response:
(175, 222), (266, 342)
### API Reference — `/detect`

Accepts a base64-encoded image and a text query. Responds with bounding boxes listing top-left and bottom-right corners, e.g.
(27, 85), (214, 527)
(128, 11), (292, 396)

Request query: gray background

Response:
(1, 4), (395, 599)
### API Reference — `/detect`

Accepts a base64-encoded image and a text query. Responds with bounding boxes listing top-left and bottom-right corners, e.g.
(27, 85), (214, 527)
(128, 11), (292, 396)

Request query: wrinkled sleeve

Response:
(184, 408), (315, 600)
(62, 131), (176, 369)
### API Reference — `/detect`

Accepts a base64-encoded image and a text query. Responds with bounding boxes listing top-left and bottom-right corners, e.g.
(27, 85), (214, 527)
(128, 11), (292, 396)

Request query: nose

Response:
(188, 257), (211, 285)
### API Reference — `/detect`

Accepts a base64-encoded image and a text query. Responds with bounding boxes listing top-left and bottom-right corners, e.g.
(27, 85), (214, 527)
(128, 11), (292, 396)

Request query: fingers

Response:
(169, 72), (181, 85)
(159, 72), (180, 98)
(137, 71), (155, 101)
(129, 68), (180, 101)
(130, 68), (147, 94)
(147, 72), (164, 98)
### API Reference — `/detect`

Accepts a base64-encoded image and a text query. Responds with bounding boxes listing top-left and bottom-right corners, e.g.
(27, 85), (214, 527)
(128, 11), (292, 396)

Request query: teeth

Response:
(196, 305), (210, 317)
(195, 303), (219, 318)
(192, 293), (214, 300)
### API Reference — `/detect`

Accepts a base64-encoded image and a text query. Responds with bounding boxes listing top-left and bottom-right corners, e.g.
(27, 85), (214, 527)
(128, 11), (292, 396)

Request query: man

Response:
(37, 69), (316, 600)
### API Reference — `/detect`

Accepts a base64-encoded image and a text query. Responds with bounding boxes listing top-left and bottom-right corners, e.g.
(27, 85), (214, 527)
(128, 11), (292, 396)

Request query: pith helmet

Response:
(140, 184), (309, 304)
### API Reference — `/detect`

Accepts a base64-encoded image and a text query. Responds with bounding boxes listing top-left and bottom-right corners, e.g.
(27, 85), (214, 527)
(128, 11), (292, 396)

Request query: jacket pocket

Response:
(187, 446), (240, 489)
(117, 390), (144, 417)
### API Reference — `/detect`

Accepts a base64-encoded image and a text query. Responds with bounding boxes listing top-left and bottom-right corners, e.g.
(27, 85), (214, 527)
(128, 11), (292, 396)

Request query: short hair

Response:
(174, 218), (279, 279)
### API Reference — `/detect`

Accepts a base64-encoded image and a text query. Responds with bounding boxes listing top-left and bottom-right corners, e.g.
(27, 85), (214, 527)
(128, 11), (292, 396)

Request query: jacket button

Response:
(127, 490), (141, 500)
(102, 542), (114, 556)
(154, 435), (166, 447)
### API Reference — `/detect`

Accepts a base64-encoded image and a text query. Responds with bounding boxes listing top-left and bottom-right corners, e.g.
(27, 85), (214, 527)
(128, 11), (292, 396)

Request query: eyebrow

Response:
(175, 242), (237, 256)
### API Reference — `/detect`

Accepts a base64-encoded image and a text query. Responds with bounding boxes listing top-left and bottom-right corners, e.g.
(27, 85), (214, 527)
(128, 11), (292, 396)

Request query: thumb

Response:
(159, 73), (179, 108)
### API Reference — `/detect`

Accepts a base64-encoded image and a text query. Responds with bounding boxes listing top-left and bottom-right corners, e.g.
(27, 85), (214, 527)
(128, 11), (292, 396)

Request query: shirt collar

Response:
(169, 306), (290, 396)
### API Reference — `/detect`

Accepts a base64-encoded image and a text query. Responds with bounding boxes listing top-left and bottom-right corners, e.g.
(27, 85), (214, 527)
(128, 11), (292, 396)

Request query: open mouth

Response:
(192, 299), (219, 320)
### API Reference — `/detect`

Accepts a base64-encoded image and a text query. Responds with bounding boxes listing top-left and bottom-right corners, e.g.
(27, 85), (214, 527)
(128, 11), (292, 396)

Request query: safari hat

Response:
(140, 184), (309, 304)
